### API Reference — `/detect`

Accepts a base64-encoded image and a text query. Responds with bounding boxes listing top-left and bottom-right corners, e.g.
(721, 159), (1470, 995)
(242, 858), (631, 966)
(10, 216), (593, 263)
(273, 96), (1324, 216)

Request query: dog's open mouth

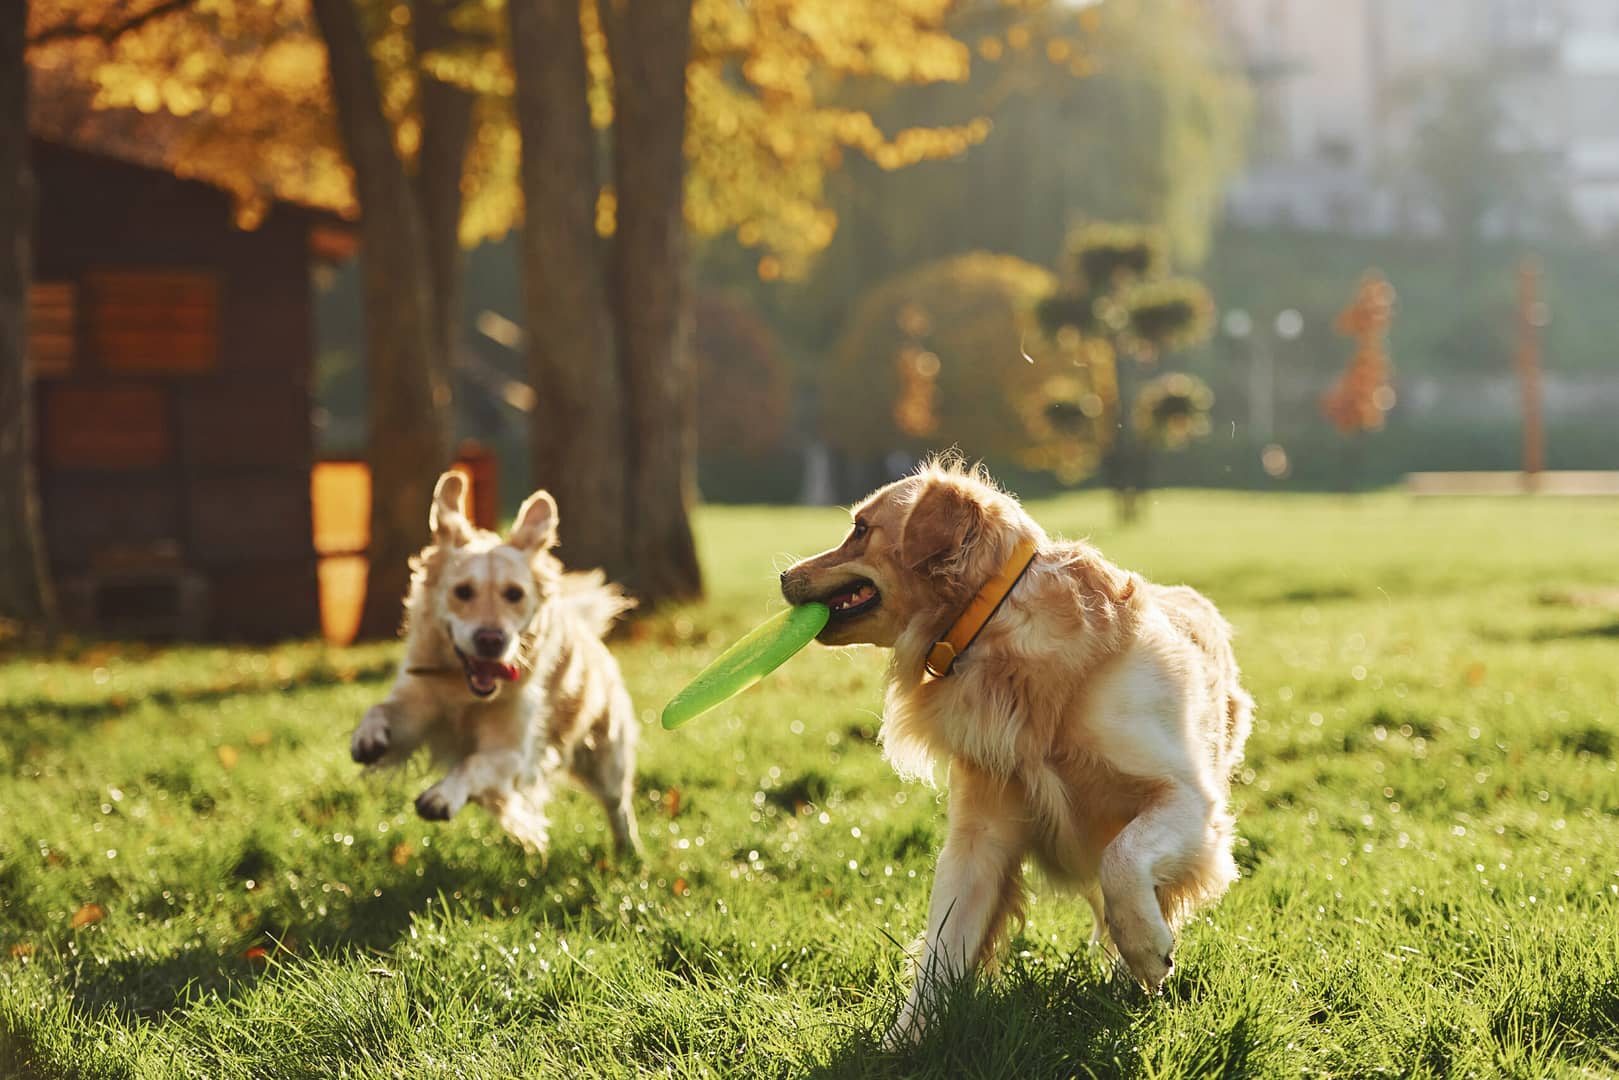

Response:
(820, 578), (881, 620)
(456, 649), (520, 698)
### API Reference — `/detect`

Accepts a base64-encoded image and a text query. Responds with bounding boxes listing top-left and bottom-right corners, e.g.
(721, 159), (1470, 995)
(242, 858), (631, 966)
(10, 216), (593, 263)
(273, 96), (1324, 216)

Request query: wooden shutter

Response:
(85, 270), (219, 374)
(28, 282), (76, 377)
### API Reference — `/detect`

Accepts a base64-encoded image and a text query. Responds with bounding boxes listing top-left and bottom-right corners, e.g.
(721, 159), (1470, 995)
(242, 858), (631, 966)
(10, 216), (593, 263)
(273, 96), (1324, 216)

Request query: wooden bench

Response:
(1405, 471), (1619, 496)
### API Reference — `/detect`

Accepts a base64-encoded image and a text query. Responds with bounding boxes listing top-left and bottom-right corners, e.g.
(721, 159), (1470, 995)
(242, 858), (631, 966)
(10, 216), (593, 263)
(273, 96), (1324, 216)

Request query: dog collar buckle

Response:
(924, 641), (958, 679)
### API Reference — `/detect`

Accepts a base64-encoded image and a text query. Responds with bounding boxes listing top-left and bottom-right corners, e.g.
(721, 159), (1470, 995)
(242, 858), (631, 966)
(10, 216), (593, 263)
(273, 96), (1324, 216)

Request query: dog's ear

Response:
(430, 471), (474, 548)
(901, 479), (983, 573)
(509, 489), (559, 553)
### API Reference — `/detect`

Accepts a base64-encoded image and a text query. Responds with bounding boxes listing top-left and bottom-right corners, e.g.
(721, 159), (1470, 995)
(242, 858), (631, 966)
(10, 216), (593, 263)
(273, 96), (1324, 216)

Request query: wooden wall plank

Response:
(42, 384), (171, 469)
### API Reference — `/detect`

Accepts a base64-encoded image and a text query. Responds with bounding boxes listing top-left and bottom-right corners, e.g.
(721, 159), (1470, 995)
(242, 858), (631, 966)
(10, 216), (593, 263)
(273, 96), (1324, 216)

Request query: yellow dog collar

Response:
(924, 537), (1038, 679)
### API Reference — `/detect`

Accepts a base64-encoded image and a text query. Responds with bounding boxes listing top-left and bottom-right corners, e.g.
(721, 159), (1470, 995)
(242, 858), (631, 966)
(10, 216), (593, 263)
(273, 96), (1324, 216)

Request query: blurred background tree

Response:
(820, 253), (1055, 467)
(1, 0), (54, 629)
(1320, 271), (1398, 491)
(693, 291), (792, 459)
(1029, 221), (1216, 521)
(711, 0), (1246, 359)
(1387, 66), (1572, 279)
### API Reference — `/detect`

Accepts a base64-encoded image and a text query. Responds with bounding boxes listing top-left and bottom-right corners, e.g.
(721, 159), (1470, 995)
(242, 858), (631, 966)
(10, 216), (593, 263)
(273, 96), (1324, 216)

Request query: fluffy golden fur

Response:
(781, 458), (1252, 1045)
(351, 472), (641, 855)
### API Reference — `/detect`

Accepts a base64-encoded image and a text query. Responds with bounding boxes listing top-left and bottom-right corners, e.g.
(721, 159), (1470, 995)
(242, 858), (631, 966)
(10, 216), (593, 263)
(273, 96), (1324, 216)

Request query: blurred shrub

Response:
(821, 253), (1056, 459)
(694, 291), (793, 456)
(1024, 222), (1219, 509)
(1134, 372), (1214, 448)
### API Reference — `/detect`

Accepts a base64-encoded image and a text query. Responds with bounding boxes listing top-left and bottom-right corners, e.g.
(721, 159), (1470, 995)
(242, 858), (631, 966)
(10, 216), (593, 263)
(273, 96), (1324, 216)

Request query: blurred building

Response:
(1211, 0), (1619, 237)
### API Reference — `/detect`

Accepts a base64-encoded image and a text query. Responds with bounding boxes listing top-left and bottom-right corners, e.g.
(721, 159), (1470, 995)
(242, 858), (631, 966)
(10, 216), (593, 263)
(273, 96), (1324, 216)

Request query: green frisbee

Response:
(661, 602), (830, 729)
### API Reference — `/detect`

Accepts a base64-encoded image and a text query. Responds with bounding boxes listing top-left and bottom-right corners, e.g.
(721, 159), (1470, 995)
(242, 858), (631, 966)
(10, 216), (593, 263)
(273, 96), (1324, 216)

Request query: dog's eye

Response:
(502, 586), (525, 604)
(452, 584), (474, 602)
(851, 519), (869, 541)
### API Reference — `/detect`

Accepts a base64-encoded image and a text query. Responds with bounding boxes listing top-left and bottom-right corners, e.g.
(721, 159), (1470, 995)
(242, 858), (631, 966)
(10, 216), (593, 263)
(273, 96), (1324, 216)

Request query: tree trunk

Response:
(507, 0), (629, 581)
(1106, 347), (1144, 525)
(312, 0), (453, 638)
(412, 0), (474, 393)
(0, 0), (56, 627)
(603, 0), (702, 605)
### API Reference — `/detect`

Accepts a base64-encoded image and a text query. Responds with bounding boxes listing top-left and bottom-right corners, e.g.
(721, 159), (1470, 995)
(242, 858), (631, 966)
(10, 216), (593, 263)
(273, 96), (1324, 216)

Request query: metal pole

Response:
(1515, 258), (1545, 487)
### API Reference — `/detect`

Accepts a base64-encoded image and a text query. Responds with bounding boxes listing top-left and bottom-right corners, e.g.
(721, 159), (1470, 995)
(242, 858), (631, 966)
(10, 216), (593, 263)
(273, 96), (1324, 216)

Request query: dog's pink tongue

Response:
(471, 660), (520, 682)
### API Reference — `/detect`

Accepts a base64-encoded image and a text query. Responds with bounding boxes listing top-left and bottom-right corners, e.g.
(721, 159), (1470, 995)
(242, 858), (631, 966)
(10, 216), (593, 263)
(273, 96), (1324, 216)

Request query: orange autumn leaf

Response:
(390, 841), (415, 866)
(217, 745), (239, 769)
(9, 943), (36, 959)
(243, 946), (270, 962)
(247, 731), (272, 748)
(664, 787), (681, 817)
(69, 902), (105, 929)
(672, 878), (690, 896)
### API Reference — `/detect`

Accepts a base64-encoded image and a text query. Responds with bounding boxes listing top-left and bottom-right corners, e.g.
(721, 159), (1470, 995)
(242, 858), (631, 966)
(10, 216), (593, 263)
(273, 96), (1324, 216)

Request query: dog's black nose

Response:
(472, 628), (506, 658)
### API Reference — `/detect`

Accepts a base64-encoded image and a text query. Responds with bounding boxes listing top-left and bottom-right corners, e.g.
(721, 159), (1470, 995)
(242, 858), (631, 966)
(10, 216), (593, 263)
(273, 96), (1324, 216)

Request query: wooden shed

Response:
(28, 138), (351, 641)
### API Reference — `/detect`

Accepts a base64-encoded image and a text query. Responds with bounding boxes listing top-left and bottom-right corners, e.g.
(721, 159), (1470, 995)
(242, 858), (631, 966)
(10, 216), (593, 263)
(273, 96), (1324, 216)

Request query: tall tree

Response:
(0, 0), (56, 627)
(36, 0), (985, 612)
(602, 0), (701, 602)
(413, 0), (477, 399)
(310, 0), (457, 638)
(502, 0), (979, 605)
(506, 0), (628, 582)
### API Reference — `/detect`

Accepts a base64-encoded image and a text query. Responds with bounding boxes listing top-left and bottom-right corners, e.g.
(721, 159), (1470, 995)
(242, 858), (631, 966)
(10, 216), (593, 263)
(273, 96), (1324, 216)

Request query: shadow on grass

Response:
(1531, 620), (1619, 643)
(63, 841), (617, 1027)
(802, 954), (1146, 1080)
(0, 661), (396, 759)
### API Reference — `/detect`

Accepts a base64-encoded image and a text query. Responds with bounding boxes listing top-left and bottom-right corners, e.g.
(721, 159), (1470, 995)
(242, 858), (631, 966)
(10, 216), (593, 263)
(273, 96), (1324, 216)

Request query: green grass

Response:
(3, 491), (1619, 1078)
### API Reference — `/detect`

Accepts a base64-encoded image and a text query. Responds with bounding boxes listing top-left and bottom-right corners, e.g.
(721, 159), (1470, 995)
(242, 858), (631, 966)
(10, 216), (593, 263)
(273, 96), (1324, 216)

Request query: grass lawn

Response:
(3, 491), (1618, 1078)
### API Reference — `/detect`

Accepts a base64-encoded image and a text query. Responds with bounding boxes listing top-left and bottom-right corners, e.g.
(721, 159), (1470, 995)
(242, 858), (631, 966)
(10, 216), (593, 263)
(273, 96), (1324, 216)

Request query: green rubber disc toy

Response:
(661, 602), (830, 729)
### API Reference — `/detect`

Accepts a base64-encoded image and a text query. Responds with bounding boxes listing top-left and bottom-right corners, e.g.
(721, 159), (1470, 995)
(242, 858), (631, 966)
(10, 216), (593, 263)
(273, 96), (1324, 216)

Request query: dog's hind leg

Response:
(570, 695), (642, 858)
(1082, 884), (1110, 949)
(1098, 782), (1214, 991)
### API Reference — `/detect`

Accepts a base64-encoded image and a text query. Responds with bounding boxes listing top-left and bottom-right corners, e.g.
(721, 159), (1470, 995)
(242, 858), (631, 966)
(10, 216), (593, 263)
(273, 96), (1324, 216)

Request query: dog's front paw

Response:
(415, 782), (466, 821)
(879, 999), (926, 1052)
(1110, 914), (1175, 991)
(351, 706), (391, 765)
(878, 1023), (920, 1053)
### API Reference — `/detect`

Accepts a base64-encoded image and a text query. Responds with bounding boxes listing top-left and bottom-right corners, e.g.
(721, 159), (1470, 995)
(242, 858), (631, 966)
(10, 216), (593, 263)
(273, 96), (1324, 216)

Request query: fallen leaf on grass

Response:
(243, 946), (270, 963)
(672, 878), (690, 896)
(217, 745), (239, 770)
(9, 943), (35, 959)
(664, 787), (681, 817)
(69, 903), (105, 929)
(390, 841), (415, 866)
(247, 731), (272, 748)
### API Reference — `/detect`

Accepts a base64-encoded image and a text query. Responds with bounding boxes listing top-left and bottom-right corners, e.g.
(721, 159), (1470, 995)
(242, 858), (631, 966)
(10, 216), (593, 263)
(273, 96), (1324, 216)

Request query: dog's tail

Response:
(560, 569), (637, 639)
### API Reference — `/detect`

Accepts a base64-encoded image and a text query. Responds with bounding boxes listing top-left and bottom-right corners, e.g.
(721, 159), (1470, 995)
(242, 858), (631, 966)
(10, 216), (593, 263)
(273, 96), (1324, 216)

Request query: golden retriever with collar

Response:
(781, 459), (1252, 1045)
(351, 472), (641, 856)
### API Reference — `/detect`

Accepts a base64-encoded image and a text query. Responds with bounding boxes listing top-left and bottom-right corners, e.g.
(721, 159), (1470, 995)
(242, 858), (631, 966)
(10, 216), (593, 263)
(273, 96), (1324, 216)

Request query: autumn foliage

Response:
(1320, 271), (1398, 434)
(26, 0), (985, 266)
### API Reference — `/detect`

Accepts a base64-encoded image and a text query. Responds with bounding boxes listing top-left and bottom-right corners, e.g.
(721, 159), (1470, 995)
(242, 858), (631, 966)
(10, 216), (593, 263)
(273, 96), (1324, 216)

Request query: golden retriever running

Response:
(781, 459), (1252, 1045)
(351, 472), (641, 856)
